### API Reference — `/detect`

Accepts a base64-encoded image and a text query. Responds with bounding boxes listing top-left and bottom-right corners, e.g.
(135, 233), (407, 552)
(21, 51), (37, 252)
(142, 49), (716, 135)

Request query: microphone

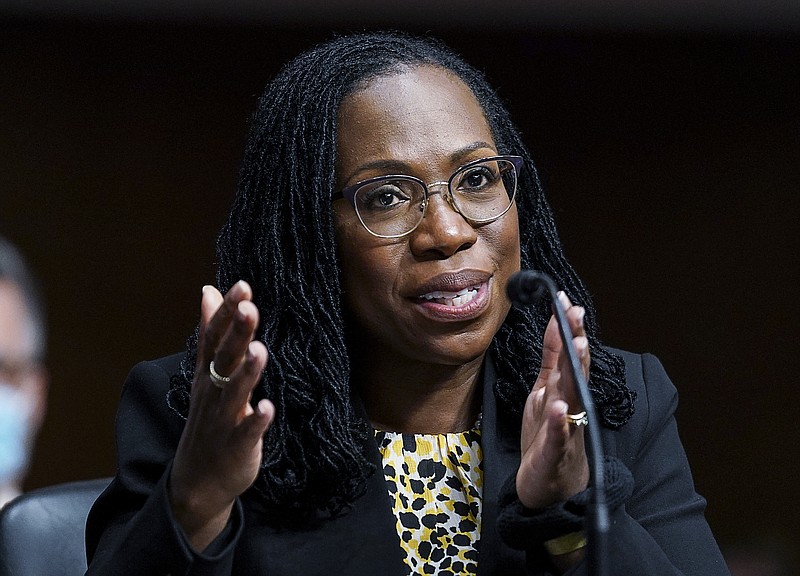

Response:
(506, 270), (609, 576)
(505, 270), (548, 305)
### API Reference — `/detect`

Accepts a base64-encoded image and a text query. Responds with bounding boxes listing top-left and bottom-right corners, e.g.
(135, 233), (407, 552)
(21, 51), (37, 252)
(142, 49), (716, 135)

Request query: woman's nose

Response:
(408, 190), (477, 259)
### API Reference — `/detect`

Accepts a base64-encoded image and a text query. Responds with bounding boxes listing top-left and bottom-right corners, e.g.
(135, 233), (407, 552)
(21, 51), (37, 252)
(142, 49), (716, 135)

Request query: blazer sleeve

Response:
(564, 351), (729, 575)
(498, 351), (730, 575)
(85, 358), (244, 576)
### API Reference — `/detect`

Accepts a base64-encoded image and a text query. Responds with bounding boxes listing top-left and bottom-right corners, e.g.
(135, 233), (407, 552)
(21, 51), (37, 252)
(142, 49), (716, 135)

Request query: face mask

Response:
(0, 381), (34, 485)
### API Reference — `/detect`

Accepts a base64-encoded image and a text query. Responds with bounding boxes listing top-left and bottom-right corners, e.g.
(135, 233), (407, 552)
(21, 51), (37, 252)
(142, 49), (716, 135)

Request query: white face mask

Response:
(0, 380), (34, 485)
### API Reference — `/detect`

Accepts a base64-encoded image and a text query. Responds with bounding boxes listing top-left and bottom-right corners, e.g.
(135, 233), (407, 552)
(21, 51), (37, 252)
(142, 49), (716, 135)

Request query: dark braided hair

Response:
(167, 31), (635, 520)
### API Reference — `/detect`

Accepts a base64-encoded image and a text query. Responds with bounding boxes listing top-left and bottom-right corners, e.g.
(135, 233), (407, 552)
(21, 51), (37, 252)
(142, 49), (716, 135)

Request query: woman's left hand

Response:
(516, 291), (591, 510)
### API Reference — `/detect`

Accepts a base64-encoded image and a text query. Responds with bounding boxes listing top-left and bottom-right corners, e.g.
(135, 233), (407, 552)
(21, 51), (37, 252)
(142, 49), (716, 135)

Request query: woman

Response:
(85, 32), (729, 575)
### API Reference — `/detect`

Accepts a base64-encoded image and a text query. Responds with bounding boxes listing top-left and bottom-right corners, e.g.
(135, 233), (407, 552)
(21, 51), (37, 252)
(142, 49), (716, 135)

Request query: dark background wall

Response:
(1, 6), (798, 573)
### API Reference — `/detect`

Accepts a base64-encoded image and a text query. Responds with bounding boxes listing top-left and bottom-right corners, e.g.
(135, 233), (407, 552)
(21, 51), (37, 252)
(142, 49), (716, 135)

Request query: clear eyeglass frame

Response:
(332, 155), (524, 238)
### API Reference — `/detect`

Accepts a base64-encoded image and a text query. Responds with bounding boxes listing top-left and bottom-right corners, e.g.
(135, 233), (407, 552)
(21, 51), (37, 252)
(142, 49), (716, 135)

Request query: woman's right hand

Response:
(169, 281), (275, 551)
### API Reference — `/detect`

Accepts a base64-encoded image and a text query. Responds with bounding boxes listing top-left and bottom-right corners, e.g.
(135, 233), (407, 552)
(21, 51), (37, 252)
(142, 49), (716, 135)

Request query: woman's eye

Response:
(360, 184), (410, 210)
(460, 166), (497, 190)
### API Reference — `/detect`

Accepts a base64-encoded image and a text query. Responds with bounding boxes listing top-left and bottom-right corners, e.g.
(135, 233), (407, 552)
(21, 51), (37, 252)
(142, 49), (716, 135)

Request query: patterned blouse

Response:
(375, 423), (483, 576)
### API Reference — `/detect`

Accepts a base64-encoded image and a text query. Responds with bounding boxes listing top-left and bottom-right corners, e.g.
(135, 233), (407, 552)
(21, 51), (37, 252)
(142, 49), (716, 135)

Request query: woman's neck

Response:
(353, 354), (485, 434)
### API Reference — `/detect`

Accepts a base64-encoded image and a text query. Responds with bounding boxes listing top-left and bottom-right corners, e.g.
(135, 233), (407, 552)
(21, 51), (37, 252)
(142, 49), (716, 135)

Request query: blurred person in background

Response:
(0, 236), (48, 508)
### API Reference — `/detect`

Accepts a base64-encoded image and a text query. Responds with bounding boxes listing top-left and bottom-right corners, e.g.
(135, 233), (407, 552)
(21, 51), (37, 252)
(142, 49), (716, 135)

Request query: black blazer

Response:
(85, 350), (729, 575)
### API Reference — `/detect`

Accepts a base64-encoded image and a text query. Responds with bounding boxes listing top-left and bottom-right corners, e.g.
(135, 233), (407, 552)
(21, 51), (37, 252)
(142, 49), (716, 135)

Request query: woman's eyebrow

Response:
(352, 159), (413, 177)
(447, 141), (497, 165)
(346, 141), (498, 183)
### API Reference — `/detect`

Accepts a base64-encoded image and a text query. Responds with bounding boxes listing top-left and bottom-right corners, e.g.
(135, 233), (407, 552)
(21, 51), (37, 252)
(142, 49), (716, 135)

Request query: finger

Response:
(551, 398), (588, 439)
(198, 285), (224, 366)
(540, 346), (580, 422)
(219, 340), (268, 420)
(565, 303), (586, 337)
(525, 385), (547, 420)
(520, 384), (547, 452)
(553, 340), (586, 412)
(200, 281), (253, 367)
(546, 399), (571, 444)
(235, 397), (275, 446)
(569, 305), (591, 380)
(188, 286), (227, 406)
(542, 292), (577, 368)
(557, 292), (585, 332)
(554, 293), (590, 389)
(213, 299), (261, 377)
(574, 334), (590, 381)
(539, 314), (562, 375)
(555, 320), (590, 390)
(557, 292), (587, 339)
(533, 369), (564, 425)
(541, 397), (587, 458)
(556, 290), (572, 310)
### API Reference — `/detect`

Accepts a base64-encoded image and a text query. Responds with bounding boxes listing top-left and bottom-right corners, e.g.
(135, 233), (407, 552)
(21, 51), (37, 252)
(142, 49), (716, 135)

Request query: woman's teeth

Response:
(420, 285), (480, 307)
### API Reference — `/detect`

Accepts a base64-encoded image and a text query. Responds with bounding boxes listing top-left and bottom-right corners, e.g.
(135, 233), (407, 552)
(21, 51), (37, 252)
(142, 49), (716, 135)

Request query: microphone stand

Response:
(506, 270), (608, 576)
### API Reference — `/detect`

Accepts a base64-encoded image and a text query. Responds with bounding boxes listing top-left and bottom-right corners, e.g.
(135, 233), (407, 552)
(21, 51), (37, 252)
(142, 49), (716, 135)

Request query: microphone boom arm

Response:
(506, 270), (609, 576)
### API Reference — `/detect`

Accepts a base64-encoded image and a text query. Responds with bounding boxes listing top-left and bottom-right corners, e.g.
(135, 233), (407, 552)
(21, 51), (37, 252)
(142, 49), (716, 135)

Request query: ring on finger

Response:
(209, 360), (232, 389)
(566, 411), (588, 427)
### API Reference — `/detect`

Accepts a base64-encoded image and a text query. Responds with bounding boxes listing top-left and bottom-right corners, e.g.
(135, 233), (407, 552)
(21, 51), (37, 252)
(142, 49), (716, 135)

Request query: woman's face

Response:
(333, 65), (521, 369)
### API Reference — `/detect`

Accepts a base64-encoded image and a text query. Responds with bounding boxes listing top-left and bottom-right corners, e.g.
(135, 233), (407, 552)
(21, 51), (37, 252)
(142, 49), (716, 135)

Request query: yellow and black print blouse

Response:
(375, 424), (483, 576)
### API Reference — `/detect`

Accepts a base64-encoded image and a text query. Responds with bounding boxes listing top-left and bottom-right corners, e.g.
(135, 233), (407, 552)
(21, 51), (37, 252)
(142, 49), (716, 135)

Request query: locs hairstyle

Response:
(168, 31), (634, 519)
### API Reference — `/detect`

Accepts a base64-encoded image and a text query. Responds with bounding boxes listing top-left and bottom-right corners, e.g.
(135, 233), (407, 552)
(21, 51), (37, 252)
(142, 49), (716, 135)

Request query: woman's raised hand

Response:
(516, 292), (590, 511)
(169, 281), (275, 551)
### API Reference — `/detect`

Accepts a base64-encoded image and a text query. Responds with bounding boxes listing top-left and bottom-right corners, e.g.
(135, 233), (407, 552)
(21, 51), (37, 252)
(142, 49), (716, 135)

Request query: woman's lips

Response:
(412, 278), (492, 321)
(411, 269), (492, 297)
(418, 284), (482, 306)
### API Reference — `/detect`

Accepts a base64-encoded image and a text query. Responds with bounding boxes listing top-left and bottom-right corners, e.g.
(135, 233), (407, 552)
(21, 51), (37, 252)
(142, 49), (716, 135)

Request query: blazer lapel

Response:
(478, 355), (527, 575)
(240, 467), (405, 576)
(240, 400), (406, 576)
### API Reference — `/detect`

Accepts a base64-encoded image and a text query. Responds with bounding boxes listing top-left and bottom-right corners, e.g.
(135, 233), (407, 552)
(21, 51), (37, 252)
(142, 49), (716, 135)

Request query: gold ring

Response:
(566, 411), (588, 426)
(209, 360), (231, 389)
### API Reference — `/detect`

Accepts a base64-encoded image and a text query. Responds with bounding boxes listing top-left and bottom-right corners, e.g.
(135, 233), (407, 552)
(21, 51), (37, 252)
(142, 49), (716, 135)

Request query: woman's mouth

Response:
(412, 278), (492, 321)
(418, 285), (481, 307)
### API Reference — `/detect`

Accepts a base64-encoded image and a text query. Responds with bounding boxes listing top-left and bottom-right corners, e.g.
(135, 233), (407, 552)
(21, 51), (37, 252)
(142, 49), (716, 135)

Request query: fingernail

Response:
(577, 307), (585, 327)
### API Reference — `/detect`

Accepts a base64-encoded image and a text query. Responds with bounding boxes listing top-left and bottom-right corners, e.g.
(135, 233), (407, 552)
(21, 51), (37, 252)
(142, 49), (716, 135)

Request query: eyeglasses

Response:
(333, 155), (524, 238)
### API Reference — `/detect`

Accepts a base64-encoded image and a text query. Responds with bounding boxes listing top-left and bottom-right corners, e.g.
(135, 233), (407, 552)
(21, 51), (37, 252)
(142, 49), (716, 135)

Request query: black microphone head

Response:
(506, 270), (549, 305)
